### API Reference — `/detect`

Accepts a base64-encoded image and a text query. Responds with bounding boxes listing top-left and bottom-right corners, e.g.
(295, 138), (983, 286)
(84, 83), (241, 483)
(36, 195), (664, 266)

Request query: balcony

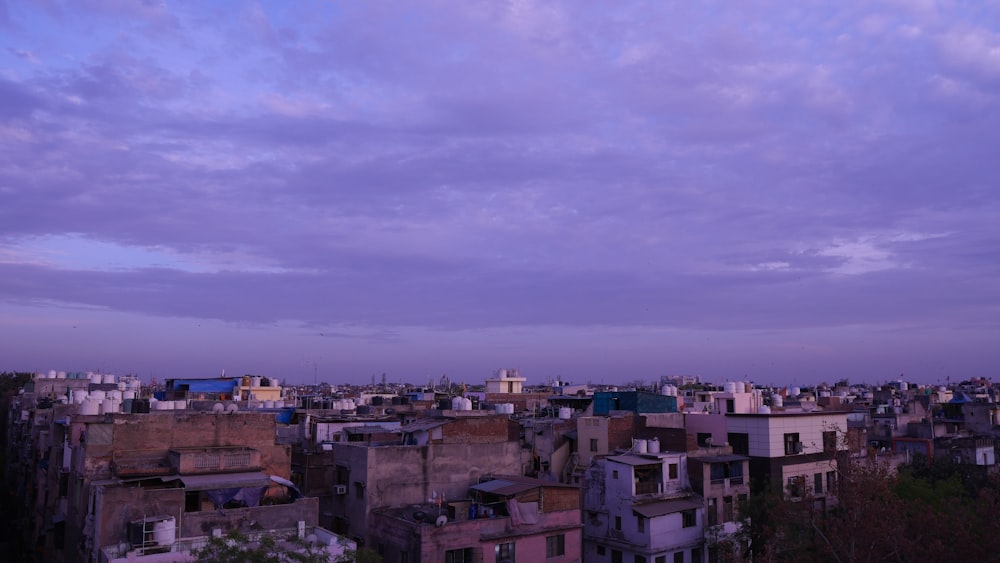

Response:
(709, 476), (744, 488)
(168, 447), (261, 475)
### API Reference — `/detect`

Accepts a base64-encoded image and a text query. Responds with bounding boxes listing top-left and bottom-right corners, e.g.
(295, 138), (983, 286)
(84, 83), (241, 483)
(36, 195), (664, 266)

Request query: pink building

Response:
(370, 475), (583, 562)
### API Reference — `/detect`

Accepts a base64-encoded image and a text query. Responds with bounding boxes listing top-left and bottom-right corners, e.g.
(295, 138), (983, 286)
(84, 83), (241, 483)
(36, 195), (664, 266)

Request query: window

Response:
(613, 470), (619, 479)
(401, 553), (409, 563)
(737, 494), (748, 519)
(692, 547), (702, 563)
(615, 515), (622, 530)
(728, 433), (749, 456)
(827, 470), (837, 493)
(814, 473), (823, 494)
(637, 515), (645, 533)
(612, 550), (622, 563)
(591, 438), (599, 452)
(354, 481), (364, 498)
(656, 557), (667, 563)
(823, 430), (838, 452)
(784, 433), (801, 455)
(674, 552), (685, 563)
(723, 496), (734, 522)
(669, 463), (678, 479)
(597, 545), (606, 556)
(697, 432), (713, 447)
(546, 534), (565, 557)
(496, 542), (515, 563)
(726, 399), (735, 413)
(682, 509), (696, 528)
(635, 556), (647, 563)
(446, 548), (474, 563)
(787, 476), (804, 498)
(707, 497), (718, 525)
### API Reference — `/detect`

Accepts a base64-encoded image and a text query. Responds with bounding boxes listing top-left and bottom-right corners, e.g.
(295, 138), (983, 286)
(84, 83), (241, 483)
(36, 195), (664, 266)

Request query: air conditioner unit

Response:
(335, 484), (347, 495)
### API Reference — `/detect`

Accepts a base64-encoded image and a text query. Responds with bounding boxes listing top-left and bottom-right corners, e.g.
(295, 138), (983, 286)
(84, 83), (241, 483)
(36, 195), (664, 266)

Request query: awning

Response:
(471, 479), (537, 497)
(632, 497), (703, 518)
(180, 471), (270, 491)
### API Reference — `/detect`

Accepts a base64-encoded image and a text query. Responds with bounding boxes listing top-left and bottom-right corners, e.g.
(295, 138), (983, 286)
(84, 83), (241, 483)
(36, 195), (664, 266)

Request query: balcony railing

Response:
(709, 477), (745, 488)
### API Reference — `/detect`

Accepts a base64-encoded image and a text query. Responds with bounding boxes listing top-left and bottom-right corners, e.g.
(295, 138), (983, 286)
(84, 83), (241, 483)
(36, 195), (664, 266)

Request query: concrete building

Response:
(583, 449), (705, 563)
(328, 414), (525, 547)
(7, 373), (341, 563)
(687, 450), (751, 561)
(370, 475), (583, 562)
(485, 368), (526, 394)
(725, 411), (848, 503)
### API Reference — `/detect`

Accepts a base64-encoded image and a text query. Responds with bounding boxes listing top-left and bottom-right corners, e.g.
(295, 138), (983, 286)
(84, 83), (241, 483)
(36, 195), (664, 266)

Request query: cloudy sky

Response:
(1, 1), (998, 386)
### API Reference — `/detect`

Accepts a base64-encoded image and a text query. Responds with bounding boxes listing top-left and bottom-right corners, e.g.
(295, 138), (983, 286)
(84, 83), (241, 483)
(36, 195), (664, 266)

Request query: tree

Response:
(191, 530), (354, 563)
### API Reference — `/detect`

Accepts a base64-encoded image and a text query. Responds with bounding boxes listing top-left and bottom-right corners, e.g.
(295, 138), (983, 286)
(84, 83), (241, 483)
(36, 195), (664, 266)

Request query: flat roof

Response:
(632, 497), (703, 518)
(178, 471), (270, 491)
(688, 454), (748, 464)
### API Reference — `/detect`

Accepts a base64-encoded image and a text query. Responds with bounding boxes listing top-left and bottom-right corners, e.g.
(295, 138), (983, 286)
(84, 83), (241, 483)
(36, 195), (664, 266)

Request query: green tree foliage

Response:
(741, 456), (1000, 562)
(190, 530), (381, 563)
(0, 371), (32, 394)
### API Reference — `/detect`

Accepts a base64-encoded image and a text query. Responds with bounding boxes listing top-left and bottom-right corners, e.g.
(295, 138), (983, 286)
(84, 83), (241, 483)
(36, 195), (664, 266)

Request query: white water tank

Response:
(90, 373), (102, 383)
(48, 370), (58, 379)
(559, 407), (572, 420)
(153, 518), (176, 546)
(772, 395), (783, 408)
(790, 386), (801, 397)
(251, 376), (263, 388)
(212, 403), (225, 413)
(102, 374), (116, 384)
(264, 400), (275, 409)
(90, 390), (107, 402)
(724, 382), (738, 394)
(122, 391), (136, 400)
(451, 396), (465, 410)
(463, 398), (473, 411)
(56, 371), (67, 379)
(759, 405), (772, 414)
(635, 439), (648, 453)
(648, 437), (660, 453)
(80, 398), (101, 415)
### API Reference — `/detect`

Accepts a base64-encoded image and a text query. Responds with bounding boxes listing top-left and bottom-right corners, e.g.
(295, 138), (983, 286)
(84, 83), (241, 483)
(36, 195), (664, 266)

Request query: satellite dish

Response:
(435, 515), (448, 527)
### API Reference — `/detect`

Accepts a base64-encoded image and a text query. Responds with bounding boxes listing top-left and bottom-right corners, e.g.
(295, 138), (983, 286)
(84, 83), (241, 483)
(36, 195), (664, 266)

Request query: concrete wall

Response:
(331, 440), (524, 544)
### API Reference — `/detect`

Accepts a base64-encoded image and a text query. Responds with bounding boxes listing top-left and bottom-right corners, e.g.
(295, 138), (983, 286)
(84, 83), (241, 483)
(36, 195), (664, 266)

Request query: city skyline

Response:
(2, 1), (998, 385)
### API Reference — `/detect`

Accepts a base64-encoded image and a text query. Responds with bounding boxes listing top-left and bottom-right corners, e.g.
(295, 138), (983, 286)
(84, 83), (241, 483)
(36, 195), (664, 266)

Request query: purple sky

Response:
(1, 1), (998, 386)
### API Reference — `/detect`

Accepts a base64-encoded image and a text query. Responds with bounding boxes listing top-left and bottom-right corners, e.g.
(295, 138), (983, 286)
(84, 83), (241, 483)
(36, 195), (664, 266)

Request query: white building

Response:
(485, 368), (526, 394)
(584, 446), (705, 563)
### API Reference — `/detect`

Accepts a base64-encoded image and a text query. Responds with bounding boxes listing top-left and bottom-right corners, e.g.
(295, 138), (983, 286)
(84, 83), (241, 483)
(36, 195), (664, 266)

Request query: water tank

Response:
(102, 399), (115, 413)
(558, 407), (572, 420)
(225, 403), (239, 413)
(122, 391), (136, 400)
(270, 378), (281, 387)
(772, 395), (783, 408)
(648, 437), (660, 453)
(80, 398), (101, 415)
(451, 396), (465, 410)
(372, 396), (384, 406)
(790, 386), (801, 397)
(102, 374), (116, 384)
(724, 382), (737, 394)
(242, 376), (251, 387)
(758, 405), (772, 414)
(153, 518), (176, 546)
(635, 439), (648, 453)
(73, 390), (88, 404)
(212, 403), (225, 413)
(438, 398), (452, 410)
(89, 390), (107, 402)
(48, 370), (58, 379)
(744, 382), (753, 393)
(108, 390), (122, 401)
(56, 371), (67, 379)
(661, 385), (670, 396)
(264, 400), (275, 409)
(504, 403), (515, 414)
(90, 373), (103, 383)
(251, 376), (263, 388)
(463, 398), (473, 411)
